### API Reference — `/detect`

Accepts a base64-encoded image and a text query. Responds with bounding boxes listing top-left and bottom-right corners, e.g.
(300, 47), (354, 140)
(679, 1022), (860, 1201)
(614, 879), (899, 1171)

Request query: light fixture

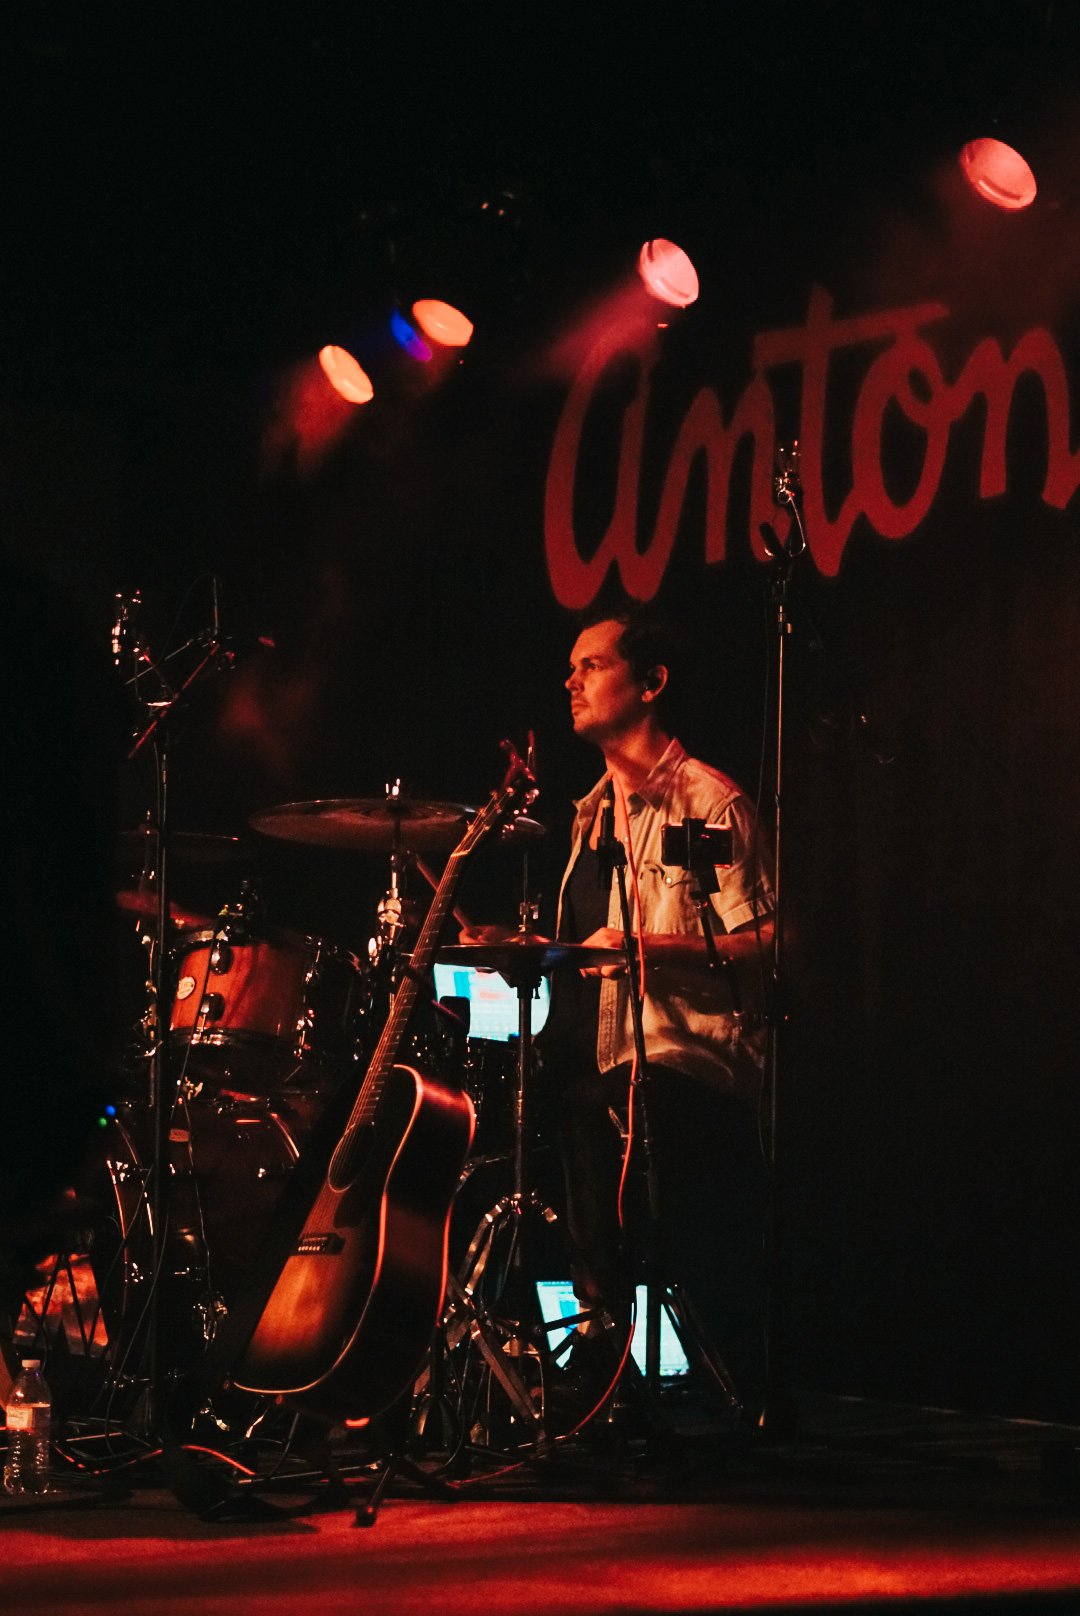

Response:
(959, 136), (1037, 211)
(637, 239), (700, 309)
(411, 299), (474, 348)
(317, 345), (374, 405)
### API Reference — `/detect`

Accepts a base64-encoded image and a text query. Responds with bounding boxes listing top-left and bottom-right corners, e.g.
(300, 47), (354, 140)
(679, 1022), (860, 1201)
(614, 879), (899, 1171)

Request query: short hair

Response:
(576, 595), (695, 722)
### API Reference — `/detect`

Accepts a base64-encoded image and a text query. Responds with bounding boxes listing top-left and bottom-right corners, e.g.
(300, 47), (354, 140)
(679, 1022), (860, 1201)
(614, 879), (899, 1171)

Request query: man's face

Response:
(565, 619), (649, 745)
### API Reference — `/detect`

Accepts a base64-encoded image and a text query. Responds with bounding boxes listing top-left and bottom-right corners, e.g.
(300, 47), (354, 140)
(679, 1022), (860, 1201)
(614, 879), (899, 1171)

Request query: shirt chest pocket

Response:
(636, 860), (699, 933)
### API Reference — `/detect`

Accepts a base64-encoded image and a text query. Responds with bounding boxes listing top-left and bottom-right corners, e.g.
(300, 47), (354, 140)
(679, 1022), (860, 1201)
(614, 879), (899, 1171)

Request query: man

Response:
(538, 601), (775, 1418)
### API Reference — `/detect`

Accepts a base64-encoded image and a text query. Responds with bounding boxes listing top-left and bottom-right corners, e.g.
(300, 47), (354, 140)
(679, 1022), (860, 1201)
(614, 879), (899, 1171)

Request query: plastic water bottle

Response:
(3, 1358), (51, 1495)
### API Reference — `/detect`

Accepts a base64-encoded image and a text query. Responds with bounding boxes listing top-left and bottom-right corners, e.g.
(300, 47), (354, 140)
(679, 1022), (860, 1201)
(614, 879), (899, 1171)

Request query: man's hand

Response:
(456, 923), (517, 945)
(579, 926), (630, 977)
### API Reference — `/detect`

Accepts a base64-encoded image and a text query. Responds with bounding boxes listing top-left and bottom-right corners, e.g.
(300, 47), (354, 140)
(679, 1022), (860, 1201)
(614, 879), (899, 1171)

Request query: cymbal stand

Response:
(123, 608), (238, 1434)
(424, 921), (558, 1454)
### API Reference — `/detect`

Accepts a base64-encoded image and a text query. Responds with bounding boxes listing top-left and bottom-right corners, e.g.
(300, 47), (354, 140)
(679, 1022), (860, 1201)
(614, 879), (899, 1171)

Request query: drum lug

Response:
(199, 993), (226, 1022)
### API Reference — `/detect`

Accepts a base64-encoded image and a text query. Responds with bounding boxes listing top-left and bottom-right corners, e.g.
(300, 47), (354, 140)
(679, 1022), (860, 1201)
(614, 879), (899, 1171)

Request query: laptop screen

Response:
(434, 963), (550, 1044)
(534, 1279), (691, 1380)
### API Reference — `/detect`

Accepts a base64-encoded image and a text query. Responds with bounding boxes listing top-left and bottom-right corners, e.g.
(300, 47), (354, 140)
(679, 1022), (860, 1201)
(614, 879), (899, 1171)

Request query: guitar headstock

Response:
(456, 733), (539, 857)
(499, 730), (538, 803)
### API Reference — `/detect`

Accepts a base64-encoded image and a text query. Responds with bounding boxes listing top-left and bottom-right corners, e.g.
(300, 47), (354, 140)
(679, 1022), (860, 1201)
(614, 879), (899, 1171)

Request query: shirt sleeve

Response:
(708, 792), (775, 934)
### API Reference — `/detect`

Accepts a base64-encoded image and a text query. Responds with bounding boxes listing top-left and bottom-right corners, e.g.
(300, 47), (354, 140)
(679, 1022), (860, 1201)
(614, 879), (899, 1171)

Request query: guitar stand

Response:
(353, 1393), (461, 1527)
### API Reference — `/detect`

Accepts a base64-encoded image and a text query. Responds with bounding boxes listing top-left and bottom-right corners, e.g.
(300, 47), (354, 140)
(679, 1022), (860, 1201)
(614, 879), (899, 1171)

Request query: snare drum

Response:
(169, 924), (364, 1091)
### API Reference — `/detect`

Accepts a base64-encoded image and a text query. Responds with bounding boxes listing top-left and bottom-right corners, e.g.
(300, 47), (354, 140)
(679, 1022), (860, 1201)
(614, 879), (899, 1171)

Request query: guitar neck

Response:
(354, 850), (465, 1126)
(325, 761), (531, 1188)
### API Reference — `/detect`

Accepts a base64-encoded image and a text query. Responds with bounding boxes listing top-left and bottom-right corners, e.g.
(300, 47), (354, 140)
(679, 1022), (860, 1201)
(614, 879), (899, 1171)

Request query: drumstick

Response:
(411, 853), (474, 932)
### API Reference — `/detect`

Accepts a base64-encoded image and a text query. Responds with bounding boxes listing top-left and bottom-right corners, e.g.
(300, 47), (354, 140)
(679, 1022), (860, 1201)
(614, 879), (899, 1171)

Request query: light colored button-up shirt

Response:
(555, 739), (774, 1092)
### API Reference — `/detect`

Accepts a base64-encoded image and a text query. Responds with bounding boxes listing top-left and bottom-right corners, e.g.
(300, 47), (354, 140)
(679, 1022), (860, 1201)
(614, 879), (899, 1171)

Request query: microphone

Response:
(596, 780), (617, 890)
(772, 441), (801, 506)
(110, 590), (141, 668)
(761, 441), (805, 562)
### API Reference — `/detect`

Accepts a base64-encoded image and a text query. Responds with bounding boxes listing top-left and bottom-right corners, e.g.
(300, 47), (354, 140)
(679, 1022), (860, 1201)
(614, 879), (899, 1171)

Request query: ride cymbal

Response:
(249, 797), (474, 853)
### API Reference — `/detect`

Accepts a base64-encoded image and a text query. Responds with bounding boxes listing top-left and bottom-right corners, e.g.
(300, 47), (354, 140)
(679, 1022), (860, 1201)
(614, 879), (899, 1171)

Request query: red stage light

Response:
(959, 137), (1037, 211)
(637, 239), (699, 308)
(318, 345), (375, 404)
(411, 299), (474, 348)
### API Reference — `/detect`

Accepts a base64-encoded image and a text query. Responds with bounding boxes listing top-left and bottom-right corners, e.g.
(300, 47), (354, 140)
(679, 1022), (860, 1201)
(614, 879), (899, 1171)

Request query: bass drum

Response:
(87, 1092), (320, 1372)
(169, 925), (366, 1093)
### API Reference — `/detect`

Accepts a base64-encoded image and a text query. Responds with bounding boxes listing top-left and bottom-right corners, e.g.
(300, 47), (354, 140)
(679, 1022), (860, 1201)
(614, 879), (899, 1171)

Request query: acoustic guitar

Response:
(229, 746), (535, 1423)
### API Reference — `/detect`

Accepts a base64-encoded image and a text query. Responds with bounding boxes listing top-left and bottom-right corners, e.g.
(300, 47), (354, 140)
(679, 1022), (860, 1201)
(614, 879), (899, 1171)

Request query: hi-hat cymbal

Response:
(437, 935), (622, 979)
(249, 797), (474, 853)
(118, 828), (251, 866)
(115, 888), (212, 929)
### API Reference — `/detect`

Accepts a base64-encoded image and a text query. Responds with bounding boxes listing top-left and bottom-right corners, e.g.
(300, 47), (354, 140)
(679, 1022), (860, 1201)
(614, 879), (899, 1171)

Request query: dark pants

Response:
(553, 1061), (767, 1406)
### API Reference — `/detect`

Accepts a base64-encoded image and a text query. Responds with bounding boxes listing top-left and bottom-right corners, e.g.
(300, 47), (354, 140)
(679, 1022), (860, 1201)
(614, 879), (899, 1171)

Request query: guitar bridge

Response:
(295, 1233), (345, 1256)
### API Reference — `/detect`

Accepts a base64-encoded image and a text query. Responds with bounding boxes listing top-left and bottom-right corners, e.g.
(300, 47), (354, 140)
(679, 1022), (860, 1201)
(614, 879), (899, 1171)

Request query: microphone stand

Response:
(758, 447), (806, 1440)
(595, 788), (665, 1401)
(597, 800), (742, 1433)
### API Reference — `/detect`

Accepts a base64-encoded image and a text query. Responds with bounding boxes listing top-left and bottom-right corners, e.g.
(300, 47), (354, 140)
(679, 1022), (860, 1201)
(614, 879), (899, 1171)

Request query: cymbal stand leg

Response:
(439, 1198), (550, 1450)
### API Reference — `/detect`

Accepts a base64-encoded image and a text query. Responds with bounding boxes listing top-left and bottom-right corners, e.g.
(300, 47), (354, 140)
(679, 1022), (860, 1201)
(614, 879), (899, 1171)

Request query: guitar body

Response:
(231, 1064), (474, 1423)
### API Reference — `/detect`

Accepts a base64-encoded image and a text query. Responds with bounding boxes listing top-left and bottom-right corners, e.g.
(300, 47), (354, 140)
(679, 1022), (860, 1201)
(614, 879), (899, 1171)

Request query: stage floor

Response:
(1, 1395), (1079, 1614)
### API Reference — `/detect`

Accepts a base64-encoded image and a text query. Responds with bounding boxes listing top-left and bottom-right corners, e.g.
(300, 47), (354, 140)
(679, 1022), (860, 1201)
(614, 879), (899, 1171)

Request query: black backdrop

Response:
(6, 5), (1080, 1420)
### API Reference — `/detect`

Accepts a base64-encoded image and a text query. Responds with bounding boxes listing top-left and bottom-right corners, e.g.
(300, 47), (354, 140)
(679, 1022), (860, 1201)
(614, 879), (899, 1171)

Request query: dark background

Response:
(4, 5), (1080, 1420)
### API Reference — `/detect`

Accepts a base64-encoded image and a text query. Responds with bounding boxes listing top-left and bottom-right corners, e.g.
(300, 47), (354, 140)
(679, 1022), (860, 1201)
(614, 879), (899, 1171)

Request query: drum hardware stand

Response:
(424, 903), (561, 1455)
(120, 589), (252, 1438)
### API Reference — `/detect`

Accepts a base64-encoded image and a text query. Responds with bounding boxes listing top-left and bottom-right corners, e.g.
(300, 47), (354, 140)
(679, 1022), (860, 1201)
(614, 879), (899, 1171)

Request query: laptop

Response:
(433, 963), (550, 1044)
(534, 1279), (691, 1380)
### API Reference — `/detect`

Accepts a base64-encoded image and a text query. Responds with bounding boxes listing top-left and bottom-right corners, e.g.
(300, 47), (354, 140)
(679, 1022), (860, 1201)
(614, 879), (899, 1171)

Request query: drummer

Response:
(464, 599), (774, 1415)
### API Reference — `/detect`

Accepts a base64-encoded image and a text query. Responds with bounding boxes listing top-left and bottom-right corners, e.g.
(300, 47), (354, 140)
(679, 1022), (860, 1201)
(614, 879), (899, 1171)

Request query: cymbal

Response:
(249, 797), (474, 852)
(116, 889), (212, 929)
(499, 814), (545, 843)
(119, 828), (251, 866)
(437, 936), (623, 978)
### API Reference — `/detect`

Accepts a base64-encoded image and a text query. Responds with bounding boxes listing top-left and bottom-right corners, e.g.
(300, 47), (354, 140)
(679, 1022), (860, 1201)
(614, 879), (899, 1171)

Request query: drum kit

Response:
(49, 782), (621, 1448)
